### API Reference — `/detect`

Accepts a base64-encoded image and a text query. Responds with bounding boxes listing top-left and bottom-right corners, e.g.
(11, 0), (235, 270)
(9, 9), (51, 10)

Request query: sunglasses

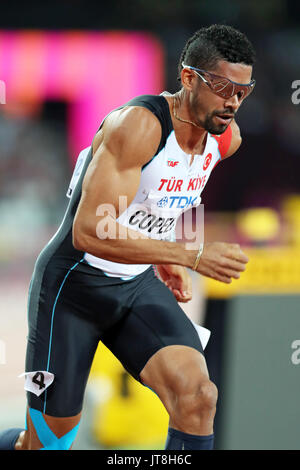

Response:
(182, 62), (255, 100)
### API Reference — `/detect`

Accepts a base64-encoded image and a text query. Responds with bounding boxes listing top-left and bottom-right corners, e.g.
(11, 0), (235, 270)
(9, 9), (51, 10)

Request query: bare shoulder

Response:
(92, 106), (162, 169)
(223, 119), (242, 159)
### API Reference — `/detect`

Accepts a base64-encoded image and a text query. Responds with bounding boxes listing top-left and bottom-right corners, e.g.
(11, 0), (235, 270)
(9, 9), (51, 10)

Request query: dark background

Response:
(1, 0), (299, 214)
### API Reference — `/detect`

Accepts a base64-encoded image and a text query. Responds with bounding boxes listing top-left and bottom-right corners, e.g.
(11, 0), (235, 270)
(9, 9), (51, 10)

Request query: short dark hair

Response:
(178, 24), (256, 79)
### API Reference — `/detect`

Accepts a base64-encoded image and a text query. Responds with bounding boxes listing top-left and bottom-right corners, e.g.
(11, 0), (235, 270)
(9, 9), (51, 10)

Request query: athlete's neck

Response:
(168, 91), (208, 156)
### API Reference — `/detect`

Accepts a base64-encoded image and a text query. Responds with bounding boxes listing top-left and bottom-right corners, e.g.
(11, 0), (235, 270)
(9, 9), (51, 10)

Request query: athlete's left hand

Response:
(156, 264), (192, 303)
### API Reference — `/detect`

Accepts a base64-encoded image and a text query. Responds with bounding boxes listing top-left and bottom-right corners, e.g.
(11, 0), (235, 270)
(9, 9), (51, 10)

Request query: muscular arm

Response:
(73, 107), (248, 283)
(73, 106), (197, 268)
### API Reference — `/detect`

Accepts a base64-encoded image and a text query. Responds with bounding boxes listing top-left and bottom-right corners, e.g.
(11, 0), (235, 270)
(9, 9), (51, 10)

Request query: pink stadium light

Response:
(0, 79), (5, 104)
(0, 31), (164, 165)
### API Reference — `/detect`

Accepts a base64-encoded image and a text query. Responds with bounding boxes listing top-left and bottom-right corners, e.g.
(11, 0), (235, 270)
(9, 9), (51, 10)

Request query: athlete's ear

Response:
(181, 68), (195, 92)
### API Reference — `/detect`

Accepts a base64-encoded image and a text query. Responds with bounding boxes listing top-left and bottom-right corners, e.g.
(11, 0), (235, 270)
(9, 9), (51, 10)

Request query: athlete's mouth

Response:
(214, 114), (234, 125)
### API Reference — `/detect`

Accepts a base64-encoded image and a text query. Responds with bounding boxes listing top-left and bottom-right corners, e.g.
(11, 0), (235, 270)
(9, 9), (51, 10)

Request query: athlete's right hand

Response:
(195, 242), (249, 284)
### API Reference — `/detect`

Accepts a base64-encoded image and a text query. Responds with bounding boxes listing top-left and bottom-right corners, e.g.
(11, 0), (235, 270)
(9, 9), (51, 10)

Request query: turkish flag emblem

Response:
(203, 153), (212, 170)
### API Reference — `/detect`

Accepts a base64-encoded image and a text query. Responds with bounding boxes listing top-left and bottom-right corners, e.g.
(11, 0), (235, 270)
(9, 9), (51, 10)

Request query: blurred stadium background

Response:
(0, 0), (300, 450)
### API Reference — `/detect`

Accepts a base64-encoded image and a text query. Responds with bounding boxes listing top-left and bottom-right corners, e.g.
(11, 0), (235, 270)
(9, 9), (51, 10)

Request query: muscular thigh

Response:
(26, 258), (139, 417)
(101, 268), (204, 382)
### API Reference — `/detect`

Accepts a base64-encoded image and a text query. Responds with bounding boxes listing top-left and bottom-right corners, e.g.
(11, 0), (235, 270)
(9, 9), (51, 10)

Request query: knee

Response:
(140, 346), (218, 422)
(197, 380), (218, 412)
(175, 379), (218, 419)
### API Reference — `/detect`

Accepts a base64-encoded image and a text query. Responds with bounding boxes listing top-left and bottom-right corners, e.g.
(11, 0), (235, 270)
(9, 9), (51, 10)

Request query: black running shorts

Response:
(26, 258), (204, 417)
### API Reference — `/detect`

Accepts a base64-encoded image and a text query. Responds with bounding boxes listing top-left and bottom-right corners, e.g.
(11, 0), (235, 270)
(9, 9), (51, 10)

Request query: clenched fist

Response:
(196, 242), (249, 284)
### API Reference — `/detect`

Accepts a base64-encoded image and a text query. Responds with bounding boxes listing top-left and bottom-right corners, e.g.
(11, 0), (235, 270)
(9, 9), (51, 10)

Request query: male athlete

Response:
(0, 24), (255, 450)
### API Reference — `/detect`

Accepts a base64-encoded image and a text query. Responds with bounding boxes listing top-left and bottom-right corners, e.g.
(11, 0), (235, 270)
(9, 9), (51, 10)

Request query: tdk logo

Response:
(157, 196), (169, 208)
(157, 195), (198, 209)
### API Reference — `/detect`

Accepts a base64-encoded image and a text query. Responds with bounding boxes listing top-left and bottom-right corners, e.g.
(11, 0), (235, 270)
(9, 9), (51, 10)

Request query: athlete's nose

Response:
(224, 94), (241, 111)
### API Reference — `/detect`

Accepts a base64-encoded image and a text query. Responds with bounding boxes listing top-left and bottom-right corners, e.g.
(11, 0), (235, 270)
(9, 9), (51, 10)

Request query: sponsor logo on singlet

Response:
(157, 196), (169, 208)
(157, 195), (199, 209)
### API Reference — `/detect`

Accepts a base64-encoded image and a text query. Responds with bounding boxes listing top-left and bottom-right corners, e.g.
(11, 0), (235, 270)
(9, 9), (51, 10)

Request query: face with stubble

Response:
(188, 60), (253, 135)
